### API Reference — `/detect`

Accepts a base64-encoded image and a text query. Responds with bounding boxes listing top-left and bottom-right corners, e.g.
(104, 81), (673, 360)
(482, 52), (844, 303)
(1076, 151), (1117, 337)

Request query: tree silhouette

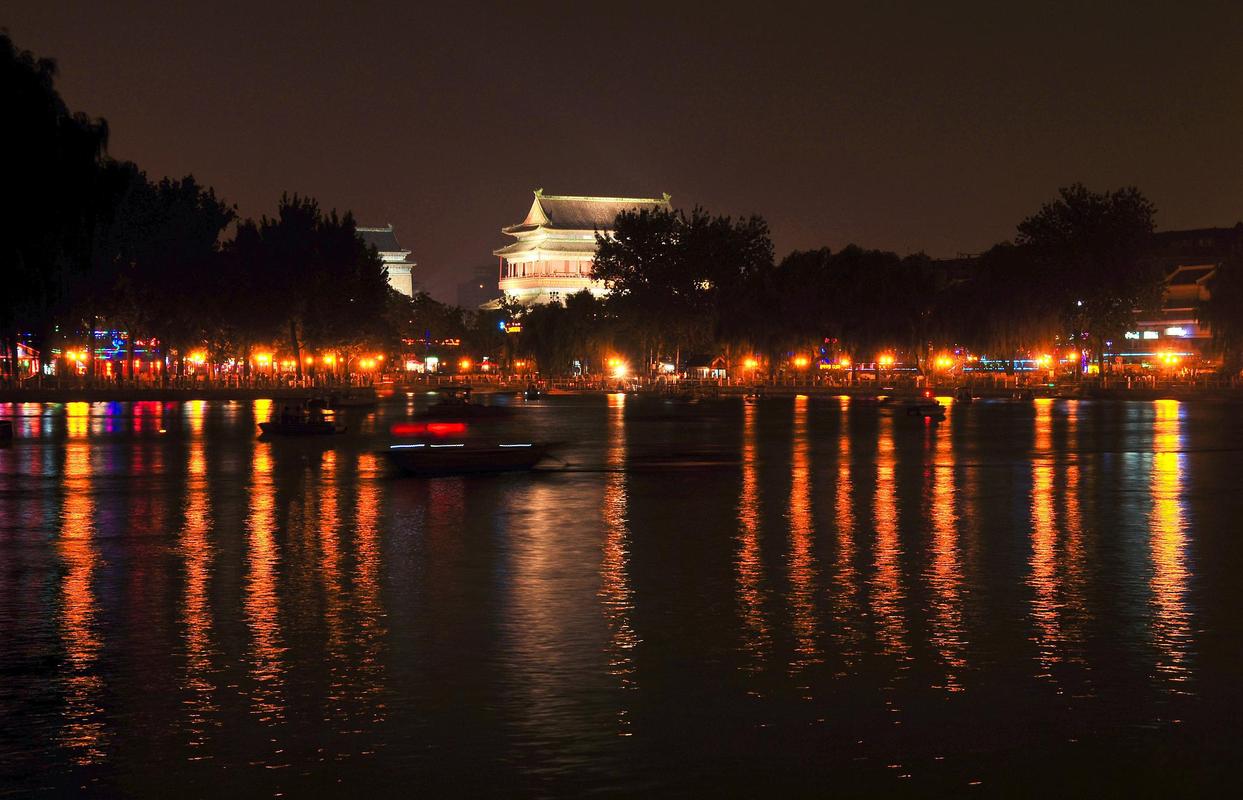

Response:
(2, 31), (109, 379)
(1016, 184), (1159, 373)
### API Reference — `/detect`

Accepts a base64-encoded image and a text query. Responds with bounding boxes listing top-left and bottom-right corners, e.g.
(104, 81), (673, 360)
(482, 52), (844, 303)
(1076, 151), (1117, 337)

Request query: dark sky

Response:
(8, 1), (1243, 301)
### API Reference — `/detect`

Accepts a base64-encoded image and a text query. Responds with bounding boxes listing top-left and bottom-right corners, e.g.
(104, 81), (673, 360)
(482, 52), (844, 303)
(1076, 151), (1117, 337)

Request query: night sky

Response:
(8, 1), (1243, 300)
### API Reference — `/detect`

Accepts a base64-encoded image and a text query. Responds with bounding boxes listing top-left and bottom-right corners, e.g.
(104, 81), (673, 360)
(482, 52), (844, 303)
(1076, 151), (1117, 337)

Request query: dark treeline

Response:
(513, 186), (1243, 378)
(2, 31), (492, 383)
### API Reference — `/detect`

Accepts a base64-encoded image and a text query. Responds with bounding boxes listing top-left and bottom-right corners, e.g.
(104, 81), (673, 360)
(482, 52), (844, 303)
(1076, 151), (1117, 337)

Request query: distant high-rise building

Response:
(493, 189), (671, 306)
(457, 264), (502, 309)
(358, 224), (416, 297)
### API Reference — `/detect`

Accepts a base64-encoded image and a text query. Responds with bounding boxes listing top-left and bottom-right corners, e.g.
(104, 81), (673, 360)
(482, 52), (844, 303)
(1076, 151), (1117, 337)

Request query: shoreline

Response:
(1, 384), (1240, 404)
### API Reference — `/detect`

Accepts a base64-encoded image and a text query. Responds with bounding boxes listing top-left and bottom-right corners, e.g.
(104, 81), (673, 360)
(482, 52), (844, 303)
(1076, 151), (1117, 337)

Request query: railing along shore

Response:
(2, 372), (1241, 402)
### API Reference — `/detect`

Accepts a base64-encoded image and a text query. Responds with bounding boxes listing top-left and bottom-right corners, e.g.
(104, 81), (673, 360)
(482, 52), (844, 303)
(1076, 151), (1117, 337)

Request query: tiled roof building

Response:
(359, 224), (416, 297)
(494, 190), (671, 306)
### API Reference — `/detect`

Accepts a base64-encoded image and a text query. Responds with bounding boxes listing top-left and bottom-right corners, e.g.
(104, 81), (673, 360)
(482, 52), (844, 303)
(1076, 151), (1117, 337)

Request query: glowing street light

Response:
(1159, 352), (1182, 367)
(743, 357), (759, 370)
(607, 357), (629, 379)
(792, 355), (810, 369)
(459, 358), (473, 372)
(878, 354), (896, 368)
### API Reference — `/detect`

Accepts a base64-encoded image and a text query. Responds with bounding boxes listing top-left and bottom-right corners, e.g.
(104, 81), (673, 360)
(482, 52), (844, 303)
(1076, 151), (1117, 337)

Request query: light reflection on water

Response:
(0, 395), (1231, 794)
(180, 404), (216, 750)
(871, 414), (906, 659)
(58, 429), (107, 765)
(600, 393), (637, 732)
(786, 395), (818, 674)
(927, 410), (964, 690)
(1029, 398), (1062, 677)
(245, 440), (284, 726)
(736, 400), (769, 674)
(1150, 399), (1191, 687)
(830, 398), (861, 669)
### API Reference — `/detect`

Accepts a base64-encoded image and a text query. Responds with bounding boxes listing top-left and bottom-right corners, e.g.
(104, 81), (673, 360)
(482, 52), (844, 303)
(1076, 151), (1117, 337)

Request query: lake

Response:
(1, 394), (1240, 796)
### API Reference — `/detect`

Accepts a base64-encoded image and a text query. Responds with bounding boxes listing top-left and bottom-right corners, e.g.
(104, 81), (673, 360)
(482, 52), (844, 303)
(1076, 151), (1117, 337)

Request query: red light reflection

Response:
(390, 422), (468, 437)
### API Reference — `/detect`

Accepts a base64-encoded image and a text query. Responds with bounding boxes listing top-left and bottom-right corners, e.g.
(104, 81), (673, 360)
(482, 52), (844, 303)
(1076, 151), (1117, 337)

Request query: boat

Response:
(421, 386), (512, 419)
(258, 402), (346, 436)
(903, 399), (946, 420)
(523, 383), (543, 400)
(386, 441), (552, 476)
(0, 419), (13, 442)
(953, 386), (974, 404)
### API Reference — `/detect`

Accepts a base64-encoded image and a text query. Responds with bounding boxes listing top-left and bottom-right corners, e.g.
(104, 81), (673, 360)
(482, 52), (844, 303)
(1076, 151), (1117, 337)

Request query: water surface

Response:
(1, 395), (1240, 795)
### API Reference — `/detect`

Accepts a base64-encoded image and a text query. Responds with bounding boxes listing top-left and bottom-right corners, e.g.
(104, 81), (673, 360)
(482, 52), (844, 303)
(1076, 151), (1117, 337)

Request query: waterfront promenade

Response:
(2, 377), (1241, 404)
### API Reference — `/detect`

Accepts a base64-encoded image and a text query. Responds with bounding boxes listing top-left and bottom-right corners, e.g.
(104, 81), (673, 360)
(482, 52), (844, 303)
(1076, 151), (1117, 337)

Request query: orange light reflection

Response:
(57, 439), (107, 764)
(180, 426), (216, 746)
(928, 416), (965, 690)
(1029, 399), (1061, 677)
(871, 415), (906, 657)
(245, 442), (285, 723)
(787, 394), (819, 673)
(736, 399), (770, 673)
(600, 392), (638, 733)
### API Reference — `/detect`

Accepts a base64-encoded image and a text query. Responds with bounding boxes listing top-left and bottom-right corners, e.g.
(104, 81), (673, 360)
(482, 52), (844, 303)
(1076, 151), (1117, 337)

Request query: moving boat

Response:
(903, 399), (946, 420)
(258, 402), (346, 436)
(953, 386), (974, 404)
(523, 383), (543, 400)
(386, 441), (552, 476)
(421, 386), (512, 419)
(0, 419), (12, 442)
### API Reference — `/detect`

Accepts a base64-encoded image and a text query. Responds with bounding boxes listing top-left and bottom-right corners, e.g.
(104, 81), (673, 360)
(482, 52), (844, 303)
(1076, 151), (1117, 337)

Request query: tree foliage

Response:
(1015, 184), (1159, 368)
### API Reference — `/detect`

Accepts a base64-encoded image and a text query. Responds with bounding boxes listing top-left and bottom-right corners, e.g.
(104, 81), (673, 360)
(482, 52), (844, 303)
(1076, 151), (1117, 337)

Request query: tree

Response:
(593, 206), (773, 370)
(85, 165), (234, 381)
(1016, 184), (1160, 373)
(2, 31), (110, 379)
(932, 243), (1060, 371)
(1201, 255), (1243, 376)
(513, 291), (608, 376)
(228, 195), (389, 380)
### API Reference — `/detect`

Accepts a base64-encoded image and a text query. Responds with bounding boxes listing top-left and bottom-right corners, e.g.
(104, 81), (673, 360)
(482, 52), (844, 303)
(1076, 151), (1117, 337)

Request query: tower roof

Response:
(503, 190), (671, 234)
(357, 224), (408, 254)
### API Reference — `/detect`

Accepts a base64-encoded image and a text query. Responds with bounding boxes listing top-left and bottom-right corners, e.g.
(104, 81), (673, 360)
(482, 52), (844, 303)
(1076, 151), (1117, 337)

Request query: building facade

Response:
(494, 190), (671, 306)
(359, 224), (416, 297)
(1128, 224), (1243, 365)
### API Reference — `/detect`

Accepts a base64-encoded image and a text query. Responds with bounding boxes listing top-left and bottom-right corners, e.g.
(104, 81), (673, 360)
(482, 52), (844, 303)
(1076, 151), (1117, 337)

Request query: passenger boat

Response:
(953, 386), (974, 404)
(386, 441), (551, 476)
(523, 383), (543, 400)
(903, 399), (946, 420)
(421, 386), (512, 419)
(258, 402), (346, 436)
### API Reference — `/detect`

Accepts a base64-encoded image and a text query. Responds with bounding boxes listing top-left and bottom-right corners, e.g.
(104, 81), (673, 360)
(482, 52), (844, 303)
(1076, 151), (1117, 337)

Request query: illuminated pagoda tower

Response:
(358, 224), (416, 297)
(494, 189), (671, 306)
